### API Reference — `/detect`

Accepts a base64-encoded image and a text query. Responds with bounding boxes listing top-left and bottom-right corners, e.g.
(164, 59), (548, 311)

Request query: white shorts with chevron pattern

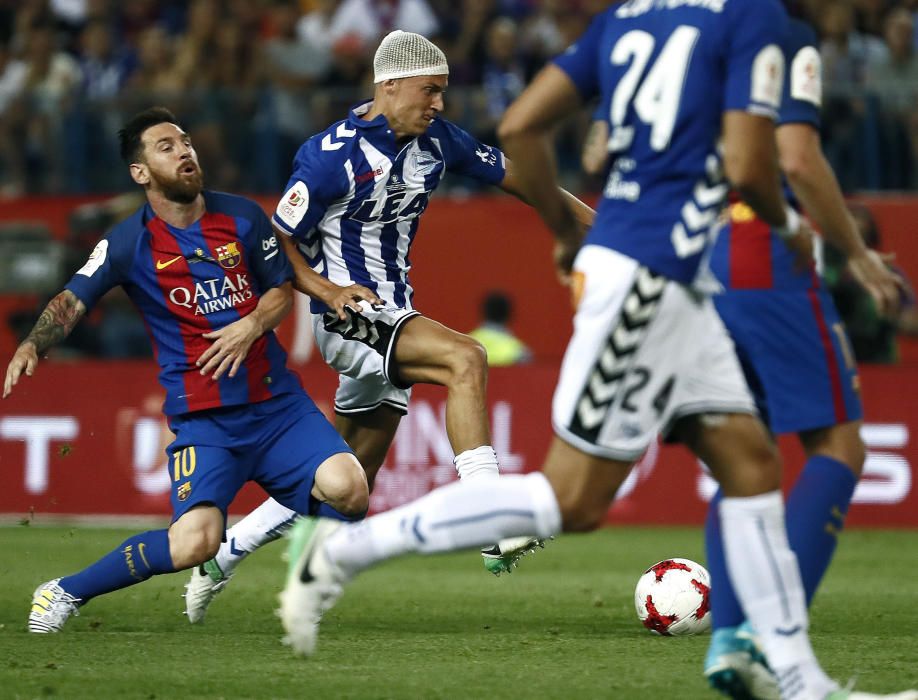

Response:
(552, 245), (755, 461)
(312, 301), (420, 415)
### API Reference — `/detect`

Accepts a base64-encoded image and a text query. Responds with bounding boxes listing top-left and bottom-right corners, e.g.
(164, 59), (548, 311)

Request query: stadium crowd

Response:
(2, 0), (918, 195)
(1, 0), (917, 364)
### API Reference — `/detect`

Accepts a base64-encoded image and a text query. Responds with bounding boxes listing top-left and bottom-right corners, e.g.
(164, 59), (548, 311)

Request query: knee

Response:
(169, 521), (222, 570)
(732, 441), (782, 495)
(553, 489), (608, 533)
(335, 475), (370, 518)
(320, 459), (370, 517)
(446, 336), (488, 386)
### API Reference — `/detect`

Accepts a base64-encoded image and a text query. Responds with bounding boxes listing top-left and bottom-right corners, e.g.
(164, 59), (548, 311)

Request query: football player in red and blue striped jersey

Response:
(4, 107), (369, 633)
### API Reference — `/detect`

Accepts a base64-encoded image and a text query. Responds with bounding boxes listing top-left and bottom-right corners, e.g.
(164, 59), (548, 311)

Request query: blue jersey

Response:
(553, 0), (788, 285)
(66, 191), (303, 416)
(710, 18), (822, 291)
(272, 101), (506, 313)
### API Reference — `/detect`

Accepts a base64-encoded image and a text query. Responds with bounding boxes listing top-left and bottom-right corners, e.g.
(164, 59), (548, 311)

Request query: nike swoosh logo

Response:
(156, 255), (183, 270)
(138, 542), (150, 568)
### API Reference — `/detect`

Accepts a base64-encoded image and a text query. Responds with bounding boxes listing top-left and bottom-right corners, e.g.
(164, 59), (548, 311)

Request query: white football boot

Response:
(183, 561), (233, 624)
(481, 536), (547, 575)
(279, 518), (348, 657)
(29, 578), (81, 633)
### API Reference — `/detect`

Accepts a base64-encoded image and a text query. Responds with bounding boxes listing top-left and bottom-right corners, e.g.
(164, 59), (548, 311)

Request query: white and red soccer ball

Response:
(634, 558), (712, 636)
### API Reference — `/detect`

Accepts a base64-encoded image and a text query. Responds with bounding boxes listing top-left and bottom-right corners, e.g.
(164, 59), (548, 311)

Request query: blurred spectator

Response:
(123, 25), (183, 97)
(520, 0), (567, 70)
(20, 22), (82, 192)
(264, 0), (331, 161)
(172, 0), (219, 89)
(868, 8), (918, 100)
(866, 7), (917, 187)
(0, 35), (28, 196)
(468, 291), (532, 367)
(820, 1), (886, 90)
(477, 17), (526, 144)
(77, 18), (134, 101)
(12, 0), (918, 197)
(824, 203), (918, 363)
(437, 0), (495, 85)
(854, 0), (891, 36)
(329, 0), (441, 50)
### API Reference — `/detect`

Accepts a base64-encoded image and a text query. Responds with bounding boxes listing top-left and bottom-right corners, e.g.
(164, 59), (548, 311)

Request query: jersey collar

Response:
(347, 100), (390, 131)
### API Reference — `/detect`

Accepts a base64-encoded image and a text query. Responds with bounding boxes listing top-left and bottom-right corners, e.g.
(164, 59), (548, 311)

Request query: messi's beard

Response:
(152, 169), (204, 204)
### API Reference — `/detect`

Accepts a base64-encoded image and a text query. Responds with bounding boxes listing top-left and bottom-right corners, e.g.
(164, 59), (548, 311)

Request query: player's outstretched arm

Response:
(498, 64), (585, 277)
(499, 158), (596, 282)
(276, 229), (382, 319)
(723, 110), (815, 268)
(777, 123), (903, 316)
(197, 282), (292, 380)
(3, 290), (87, 398)
(581, 120), (609, 177)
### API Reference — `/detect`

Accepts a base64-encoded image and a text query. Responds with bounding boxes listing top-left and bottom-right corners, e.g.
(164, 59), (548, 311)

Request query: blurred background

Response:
(1, 0), (917, 527)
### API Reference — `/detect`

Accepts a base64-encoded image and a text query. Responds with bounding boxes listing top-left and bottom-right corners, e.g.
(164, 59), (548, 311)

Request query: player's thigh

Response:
(676, 412), (781, 497)
(164, 438), (245, 525)
(542, 436), (633, 533)
(393, 314), (486, 386)
(715, 289), (862, 435)
(335, 405), (402, 487)
(253, 393), (367, 515)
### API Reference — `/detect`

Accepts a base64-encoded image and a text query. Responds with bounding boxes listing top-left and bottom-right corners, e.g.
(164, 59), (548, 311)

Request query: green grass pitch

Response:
(1, 525), (916, 699)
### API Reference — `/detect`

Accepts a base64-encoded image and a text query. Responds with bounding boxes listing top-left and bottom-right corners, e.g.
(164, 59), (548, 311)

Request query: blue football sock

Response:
(59, 529), (175, 603)
(704, 490), (744, 630)
(311, 499), (367, 522)
(785, 454), (857, 605)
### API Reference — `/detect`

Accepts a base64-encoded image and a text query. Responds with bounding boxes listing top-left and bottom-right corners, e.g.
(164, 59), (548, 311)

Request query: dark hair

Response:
(482, 292), (512, 324)
(118, 107), (181, 164)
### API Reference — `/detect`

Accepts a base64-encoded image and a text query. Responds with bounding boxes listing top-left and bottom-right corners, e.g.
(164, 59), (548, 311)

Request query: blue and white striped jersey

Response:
(273, 101), (506, 312)
(553, 0), (789, 286)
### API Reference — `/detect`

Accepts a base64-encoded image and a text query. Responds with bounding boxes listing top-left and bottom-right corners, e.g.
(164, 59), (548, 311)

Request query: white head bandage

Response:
(373, 30), (449, 83)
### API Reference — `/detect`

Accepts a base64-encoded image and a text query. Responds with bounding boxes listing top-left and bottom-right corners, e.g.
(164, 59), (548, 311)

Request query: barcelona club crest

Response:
(177, 482), (192, 502)
(215, 241), (241, 269)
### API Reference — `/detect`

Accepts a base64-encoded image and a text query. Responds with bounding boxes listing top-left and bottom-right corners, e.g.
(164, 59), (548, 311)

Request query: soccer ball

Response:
(634, 558), (712, 636)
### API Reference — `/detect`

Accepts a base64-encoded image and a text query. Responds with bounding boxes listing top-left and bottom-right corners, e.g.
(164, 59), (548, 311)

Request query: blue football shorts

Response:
(165, 390), (352, 523)
(714, 286), (863, 435)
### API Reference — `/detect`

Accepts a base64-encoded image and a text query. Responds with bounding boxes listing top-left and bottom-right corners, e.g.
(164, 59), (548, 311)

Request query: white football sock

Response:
(325, 472), (560, 577)
(719, 492), (837, 699)
(214, 498), (298, 576)
(454, 445), (500, 480)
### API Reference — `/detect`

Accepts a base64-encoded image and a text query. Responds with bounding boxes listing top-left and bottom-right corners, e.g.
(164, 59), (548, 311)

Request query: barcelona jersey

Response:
(66, 191), (302, 416)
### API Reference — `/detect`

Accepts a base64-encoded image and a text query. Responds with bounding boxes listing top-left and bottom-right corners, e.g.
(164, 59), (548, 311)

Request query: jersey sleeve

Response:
(778, 19), (821, 129)
(272, 136), (348, 242)
(436, 120), (506, 185)
(64, 233), (128, 311)
(551, 11), (605, 101)
(723, 0), (789, 120)
(247, 204), (294, 291)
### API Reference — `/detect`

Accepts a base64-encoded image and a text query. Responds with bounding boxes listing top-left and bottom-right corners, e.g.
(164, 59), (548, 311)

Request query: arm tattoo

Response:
(24, 290), (86, 356)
